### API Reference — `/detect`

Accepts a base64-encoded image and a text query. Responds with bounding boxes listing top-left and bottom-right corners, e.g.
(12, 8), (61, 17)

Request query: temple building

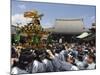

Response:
(44, 18), (86, 42)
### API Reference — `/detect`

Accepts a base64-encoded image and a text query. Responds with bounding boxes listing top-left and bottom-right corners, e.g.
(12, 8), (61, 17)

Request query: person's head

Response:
(77, 55), (83, 61)
(59, 44), (65, 50)
(86, 53), (95, 64)
(46, 44), (55, 55)
(44, 50), (52, 60)
(66, 54), (75, 64)
(33, 49), (46, 62)
(77, 46), (83, 52)
(18, 50), (34, 70)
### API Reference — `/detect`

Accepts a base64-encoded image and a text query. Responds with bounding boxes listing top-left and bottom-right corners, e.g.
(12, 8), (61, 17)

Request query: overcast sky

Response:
(11, 0), (96, 28)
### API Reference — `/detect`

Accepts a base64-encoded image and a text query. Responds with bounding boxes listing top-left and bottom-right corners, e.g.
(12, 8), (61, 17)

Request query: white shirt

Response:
(11, 67), (28, 74)
(59, 38), (62, 43)
(71, 65), (79, 70)
(76, 61), (84, 70)
(87, 63), (96, 70)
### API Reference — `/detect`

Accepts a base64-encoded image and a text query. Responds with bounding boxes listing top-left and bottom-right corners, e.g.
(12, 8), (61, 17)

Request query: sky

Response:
(11, 0), (96, 28)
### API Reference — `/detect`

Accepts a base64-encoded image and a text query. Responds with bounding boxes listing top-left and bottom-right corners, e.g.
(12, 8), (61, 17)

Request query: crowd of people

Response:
(11, 39), (96, 74)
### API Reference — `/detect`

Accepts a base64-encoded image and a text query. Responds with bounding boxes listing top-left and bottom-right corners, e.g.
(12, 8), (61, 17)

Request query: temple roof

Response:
(52, 18), (85, 34)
